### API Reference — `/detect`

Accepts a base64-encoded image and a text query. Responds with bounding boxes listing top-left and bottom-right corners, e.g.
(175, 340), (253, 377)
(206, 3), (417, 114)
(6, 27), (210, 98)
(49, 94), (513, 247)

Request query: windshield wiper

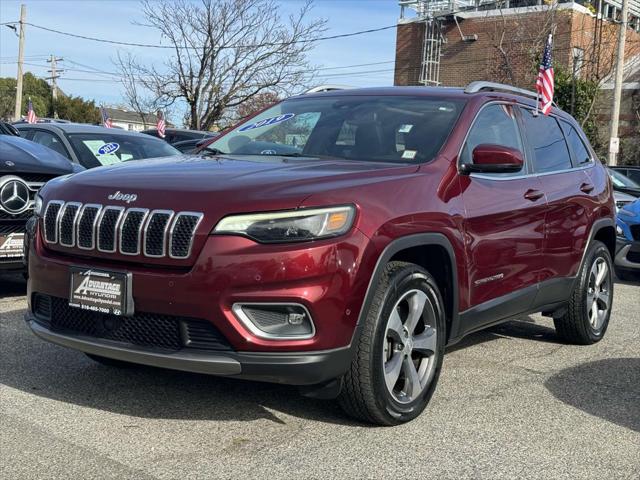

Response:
(201, 148), (227, 156)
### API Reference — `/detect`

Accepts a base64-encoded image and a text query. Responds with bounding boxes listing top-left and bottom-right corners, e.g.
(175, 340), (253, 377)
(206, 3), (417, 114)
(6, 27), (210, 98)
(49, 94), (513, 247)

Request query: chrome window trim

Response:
(58, 202), (82, 248)
(97, 206), (125, 253)
(457, 100), (595, 181)
(119, 208), (149, 256)
(43, 200), (64, 244)
(143, 209), (174, 258)
(76, 203), (102, 251)
(168, 212), (204, 260)
(231, 302), (316, 340)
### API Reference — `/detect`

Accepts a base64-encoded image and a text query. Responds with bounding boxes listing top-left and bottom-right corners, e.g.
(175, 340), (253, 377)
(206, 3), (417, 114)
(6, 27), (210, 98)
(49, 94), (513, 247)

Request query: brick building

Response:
(394, 0), (640, 163)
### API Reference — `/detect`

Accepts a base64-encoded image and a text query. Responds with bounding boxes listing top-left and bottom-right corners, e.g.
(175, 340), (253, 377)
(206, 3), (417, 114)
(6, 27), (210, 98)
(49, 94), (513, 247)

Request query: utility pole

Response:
(608, 0), (629, 166)
(13, 4), (26, 122)
(46, 55), (64, 118)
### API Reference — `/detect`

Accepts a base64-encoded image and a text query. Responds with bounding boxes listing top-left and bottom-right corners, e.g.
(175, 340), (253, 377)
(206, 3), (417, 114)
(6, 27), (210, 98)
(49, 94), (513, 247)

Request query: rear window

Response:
(206, 95), (465, 164)
(521, 109), (572, 173)
(67, 133), (180, 168)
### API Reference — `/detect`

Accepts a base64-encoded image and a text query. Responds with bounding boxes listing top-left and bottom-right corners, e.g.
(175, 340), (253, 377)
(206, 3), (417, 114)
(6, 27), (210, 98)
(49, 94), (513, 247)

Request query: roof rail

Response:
(464, 81), (539, 100)
(304, 85), (353, 94)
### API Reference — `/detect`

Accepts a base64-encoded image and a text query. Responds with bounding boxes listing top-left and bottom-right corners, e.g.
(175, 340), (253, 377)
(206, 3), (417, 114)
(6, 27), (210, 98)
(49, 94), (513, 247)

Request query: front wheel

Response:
(338, 261), (446, 425)
(554, 240), (613, 345)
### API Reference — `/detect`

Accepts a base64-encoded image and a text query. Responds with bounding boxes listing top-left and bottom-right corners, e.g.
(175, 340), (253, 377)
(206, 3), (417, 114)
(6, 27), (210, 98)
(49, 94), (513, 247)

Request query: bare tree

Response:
(117, 51), (157, 129)
(117, 0), (326, 130)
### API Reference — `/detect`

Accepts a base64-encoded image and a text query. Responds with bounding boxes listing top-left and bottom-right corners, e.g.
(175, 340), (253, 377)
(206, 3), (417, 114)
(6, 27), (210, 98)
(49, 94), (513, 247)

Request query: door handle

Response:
(524, 189), (544, 201)
(580, 182), (594, 193)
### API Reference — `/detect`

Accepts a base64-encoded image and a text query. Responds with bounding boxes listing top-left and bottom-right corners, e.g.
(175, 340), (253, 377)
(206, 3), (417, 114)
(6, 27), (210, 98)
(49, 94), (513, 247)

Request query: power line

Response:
(24, 22), (396, 50)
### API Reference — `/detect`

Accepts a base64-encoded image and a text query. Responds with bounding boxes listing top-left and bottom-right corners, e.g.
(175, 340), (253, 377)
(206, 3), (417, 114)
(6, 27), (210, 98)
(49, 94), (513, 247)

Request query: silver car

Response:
(14, 123), (180, 169)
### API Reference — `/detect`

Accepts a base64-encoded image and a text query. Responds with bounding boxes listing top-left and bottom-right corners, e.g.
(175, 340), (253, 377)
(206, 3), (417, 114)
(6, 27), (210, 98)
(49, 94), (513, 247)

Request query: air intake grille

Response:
(97, 207), (123, 252)
(31, 294), (231, 352)
(77, 205), (101, 249)
(44, 201), (63, 243)
(170, 213), (202, 258)
(43, 201), (202, 259)
(630, 225), (640, 242)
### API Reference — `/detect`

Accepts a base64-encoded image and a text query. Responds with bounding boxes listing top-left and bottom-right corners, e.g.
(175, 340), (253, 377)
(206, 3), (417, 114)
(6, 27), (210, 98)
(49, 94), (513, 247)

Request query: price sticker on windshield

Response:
(239, 113), (295, 132)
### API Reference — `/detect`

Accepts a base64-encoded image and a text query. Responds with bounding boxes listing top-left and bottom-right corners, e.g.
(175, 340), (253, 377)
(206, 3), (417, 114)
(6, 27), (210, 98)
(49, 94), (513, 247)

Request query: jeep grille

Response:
(43, 200), (203, 259)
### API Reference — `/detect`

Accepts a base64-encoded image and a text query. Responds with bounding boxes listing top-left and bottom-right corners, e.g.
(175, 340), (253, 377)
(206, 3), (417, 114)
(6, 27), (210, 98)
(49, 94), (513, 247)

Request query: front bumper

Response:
(25, 313), (353, 385)
(615, 238), (640, 270)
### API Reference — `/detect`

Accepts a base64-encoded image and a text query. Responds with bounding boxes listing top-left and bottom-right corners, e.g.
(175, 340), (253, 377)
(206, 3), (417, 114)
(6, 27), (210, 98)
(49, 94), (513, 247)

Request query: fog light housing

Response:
(232, 303), (315, 340)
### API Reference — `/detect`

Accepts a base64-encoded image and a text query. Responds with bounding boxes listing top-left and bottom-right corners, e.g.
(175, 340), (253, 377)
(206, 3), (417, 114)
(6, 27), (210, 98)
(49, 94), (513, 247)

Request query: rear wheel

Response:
(338, 261), (445, 425)
(554, 240), (613, 345)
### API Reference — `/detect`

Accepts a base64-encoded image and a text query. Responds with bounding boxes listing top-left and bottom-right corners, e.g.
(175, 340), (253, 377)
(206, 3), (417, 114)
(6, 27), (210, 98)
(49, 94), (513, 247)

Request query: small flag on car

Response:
(535, 34), (554, 116)
(26, 98), (38, 124)
(156, 110), (166, 138)
(100, 107), (113, 128)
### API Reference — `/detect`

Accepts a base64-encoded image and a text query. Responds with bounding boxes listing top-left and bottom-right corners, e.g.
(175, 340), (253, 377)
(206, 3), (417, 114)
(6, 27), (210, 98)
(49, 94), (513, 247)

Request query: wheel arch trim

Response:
(352, 233), (460, 347)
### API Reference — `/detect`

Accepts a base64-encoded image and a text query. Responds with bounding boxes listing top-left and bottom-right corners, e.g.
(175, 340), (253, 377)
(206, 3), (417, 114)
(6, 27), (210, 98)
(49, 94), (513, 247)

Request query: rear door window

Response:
(560, 121), (592, 166)
(520, 110), (572, 173)
(30, 130), (71, 159)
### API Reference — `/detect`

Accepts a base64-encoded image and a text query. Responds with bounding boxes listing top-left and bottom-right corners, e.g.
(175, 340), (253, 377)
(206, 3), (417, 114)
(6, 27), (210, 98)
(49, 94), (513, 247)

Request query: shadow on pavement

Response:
(545, 358), (640, 432)
(0, 273), (27, 298)
(447, 316), (560, 353)
(0, 307), (358, 426)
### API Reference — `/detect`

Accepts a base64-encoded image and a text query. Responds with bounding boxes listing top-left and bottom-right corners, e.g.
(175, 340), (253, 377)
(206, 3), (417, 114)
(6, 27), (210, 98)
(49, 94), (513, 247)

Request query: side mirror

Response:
(461, 144), (524, 174)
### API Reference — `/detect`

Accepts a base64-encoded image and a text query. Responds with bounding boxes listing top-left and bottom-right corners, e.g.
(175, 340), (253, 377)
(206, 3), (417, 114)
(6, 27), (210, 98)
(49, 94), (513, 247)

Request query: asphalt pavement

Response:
(1, 272), (638, 479)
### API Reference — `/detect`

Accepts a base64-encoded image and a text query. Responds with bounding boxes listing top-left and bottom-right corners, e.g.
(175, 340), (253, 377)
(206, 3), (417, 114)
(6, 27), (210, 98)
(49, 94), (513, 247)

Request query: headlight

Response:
(34, 195), (44, 217)
(616, 225), (625, 238)
(213, 205), (355, 243)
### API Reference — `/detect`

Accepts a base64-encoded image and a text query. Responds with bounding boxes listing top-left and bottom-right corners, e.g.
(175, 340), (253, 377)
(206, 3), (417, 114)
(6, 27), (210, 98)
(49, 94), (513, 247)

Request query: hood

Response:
(0, 135), (76, 175)
(41, 154), (418, 215)
(618, 197), (640, 220)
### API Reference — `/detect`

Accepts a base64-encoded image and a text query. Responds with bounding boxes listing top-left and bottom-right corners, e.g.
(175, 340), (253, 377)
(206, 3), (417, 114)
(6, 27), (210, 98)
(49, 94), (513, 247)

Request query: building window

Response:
(572, 47), (584, 78)
(128, 124), (134, 131)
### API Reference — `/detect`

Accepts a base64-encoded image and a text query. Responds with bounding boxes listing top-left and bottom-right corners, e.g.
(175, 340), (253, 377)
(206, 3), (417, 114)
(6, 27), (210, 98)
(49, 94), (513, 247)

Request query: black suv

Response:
(0, 132), (78, 271)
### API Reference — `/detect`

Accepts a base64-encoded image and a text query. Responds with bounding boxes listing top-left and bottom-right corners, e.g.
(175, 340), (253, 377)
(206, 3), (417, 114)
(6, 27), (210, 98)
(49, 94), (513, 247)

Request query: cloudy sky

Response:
(0, 0), (402, 111)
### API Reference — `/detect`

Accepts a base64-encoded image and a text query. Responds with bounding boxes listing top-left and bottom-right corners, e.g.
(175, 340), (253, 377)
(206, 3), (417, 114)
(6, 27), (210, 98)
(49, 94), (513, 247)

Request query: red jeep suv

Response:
(25, 83), (615, 425)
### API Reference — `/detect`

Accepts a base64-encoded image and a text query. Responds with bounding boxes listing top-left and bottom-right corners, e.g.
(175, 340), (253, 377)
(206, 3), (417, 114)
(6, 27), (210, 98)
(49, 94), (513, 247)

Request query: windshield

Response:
(609, 168), (640, 189)
(67, 133), (180, 168)
(205, 95), (465, 164)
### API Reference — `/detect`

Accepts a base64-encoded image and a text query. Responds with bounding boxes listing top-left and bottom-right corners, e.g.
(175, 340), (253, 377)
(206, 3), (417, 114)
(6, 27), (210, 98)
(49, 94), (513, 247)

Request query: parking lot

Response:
(1, 273), (638, 479)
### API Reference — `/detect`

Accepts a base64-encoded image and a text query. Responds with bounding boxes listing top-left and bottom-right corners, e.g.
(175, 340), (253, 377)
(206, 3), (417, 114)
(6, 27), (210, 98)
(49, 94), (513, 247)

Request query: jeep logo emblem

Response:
(108, 191), (138, 204)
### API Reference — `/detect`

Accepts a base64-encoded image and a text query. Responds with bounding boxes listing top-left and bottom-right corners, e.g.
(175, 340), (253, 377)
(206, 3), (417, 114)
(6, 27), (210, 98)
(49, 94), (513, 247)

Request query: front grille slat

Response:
(43, 201), (63, 243)
(77, 205), (101, 250)
(58, 202), (81, 247)
(97, 207), (124, 253)
(170, 213), (203, 259)
(119, 209), (148, 255)
(32, 294), (231, 352)
(43, 201), (202, 259)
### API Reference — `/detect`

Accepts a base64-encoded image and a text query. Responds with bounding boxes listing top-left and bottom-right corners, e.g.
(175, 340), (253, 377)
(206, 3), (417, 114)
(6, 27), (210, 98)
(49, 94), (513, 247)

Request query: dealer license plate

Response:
(0, 233), (24, 259)
(69, 268), (133, 316)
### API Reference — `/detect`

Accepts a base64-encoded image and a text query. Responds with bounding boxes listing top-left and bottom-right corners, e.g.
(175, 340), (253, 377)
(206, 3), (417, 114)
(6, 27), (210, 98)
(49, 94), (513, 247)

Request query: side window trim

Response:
(457, 100), (532, 178)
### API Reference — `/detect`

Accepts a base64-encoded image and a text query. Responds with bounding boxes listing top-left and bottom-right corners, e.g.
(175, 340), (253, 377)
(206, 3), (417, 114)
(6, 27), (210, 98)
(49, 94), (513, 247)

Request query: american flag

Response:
(26, 99), (38, 124)
(101, 107), (113, 128)
(536, 34), (554, 115)
(156, 110), (166, 138)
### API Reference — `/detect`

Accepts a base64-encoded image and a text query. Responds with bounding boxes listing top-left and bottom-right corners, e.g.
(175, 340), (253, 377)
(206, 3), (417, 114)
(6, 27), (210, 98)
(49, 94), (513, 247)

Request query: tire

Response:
(554, 240), (613, 345)
(85, 353), (135, 368)
(338, 261), (446, 426)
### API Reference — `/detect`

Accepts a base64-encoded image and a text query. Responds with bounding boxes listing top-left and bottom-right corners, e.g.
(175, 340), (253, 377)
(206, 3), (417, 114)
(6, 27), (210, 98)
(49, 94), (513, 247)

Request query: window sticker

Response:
(239, 113), (295, 132)
(82, 140), (121, 165)
(402, 149), (417, 160)
(97, 142), (120, 155)
(398, 124), (413, 133)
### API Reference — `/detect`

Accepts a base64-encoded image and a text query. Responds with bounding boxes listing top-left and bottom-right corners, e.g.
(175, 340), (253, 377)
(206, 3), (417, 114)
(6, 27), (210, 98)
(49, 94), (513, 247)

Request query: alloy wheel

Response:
(586, 257), (611, 331)
(382, 289), (438, 404)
